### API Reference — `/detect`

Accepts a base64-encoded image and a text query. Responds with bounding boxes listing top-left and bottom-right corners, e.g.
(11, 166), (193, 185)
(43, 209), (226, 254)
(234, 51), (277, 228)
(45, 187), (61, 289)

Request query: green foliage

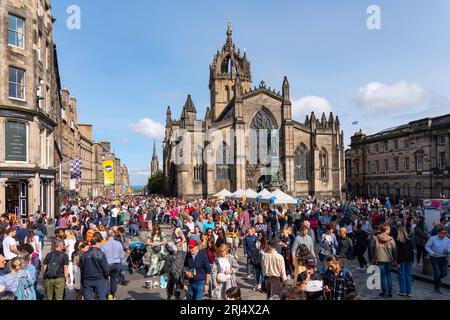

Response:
(147, 172), (164, 195)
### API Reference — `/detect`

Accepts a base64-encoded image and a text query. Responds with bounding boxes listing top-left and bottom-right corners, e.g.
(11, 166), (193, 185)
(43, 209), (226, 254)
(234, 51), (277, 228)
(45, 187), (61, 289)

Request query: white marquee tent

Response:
(226, 189), (245, 200)
(260, 189), (298, 205)
(247, 188), (271, 202)
(213, 189), (232, 200)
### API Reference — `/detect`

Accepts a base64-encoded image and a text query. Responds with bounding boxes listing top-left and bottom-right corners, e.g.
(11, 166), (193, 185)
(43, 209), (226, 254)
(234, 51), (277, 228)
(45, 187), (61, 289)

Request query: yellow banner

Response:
(103, 160), (115, 186)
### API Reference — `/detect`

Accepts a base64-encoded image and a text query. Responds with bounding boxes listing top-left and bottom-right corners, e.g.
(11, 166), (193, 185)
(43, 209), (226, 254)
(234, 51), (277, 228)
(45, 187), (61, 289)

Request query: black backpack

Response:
(251, 249), (263, 267)
(45, 253), (62, 279)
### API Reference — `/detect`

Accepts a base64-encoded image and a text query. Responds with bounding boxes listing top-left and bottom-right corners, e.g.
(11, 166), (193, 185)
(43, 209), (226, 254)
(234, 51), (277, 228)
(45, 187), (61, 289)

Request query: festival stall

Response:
(213, 189), (232, 200)
(260, 189), (298, 205)
(246, 188), (271, 202)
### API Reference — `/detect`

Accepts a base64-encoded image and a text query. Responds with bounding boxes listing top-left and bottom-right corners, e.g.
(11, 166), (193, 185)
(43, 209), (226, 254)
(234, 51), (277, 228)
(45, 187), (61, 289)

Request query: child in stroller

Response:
(127, 241), (147, 274)
(128, 215), (140, 238)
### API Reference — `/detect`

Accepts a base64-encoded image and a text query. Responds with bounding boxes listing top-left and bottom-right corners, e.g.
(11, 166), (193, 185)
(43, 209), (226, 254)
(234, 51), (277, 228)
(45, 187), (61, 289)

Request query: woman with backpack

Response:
(0, 257), (35, 300)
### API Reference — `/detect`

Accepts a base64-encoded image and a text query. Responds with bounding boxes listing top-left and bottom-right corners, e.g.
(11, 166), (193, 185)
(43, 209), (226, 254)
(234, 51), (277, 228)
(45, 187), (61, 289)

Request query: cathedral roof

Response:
(243, 80), (283, 101)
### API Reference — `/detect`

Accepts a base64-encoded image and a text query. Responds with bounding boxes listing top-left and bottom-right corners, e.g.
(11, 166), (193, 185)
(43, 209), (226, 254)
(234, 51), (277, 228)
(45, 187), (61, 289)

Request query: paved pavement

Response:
(38, 224), (450, 300)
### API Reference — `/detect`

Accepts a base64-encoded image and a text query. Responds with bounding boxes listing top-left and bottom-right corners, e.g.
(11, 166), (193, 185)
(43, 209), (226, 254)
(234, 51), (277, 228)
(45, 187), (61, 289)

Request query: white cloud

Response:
(354, 81), (429, 114)
(292, 96), (334, 122)
(128, 118), (165, 140)
(128, 166), (151, 177)
(121, 137), (129, 143)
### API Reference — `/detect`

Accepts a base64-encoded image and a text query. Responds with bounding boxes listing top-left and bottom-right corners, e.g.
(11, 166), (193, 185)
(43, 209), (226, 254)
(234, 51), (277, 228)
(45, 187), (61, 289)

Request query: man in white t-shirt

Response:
(110, 205), (119, 227)
(2, 228), (19, 263)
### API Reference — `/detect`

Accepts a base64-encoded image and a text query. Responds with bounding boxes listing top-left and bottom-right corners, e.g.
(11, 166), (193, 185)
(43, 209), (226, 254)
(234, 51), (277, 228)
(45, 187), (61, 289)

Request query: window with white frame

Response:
(40, 129), (45, 165)
(416, 138), (422, 147)
(8, 67), (25, 100)
(46, 133), (51, 166)
(8, 14), (25, 48)
(37, 78), (44, 109)
(394, 157), (399, 172)
(415, 152), (423, 171)
(37, 32), (43, 61)
(46, 86), (50, 112)
(404, 157), (410, 171)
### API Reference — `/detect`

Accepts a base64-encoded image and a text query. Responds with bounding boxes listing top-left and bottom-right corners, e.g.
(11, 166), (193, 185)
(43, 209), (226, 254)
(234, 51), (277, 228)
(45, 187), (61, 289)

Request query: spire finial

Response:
(226, 20), (233, 47)
(152, 140), (157, 158)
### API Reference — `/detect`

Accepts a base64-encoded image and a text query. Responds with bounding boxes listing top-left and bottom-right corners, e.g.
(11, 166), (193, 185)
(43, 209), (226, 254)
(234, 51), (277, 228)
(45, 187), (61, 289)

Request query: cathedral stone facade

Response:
(163, 24), (345, 199)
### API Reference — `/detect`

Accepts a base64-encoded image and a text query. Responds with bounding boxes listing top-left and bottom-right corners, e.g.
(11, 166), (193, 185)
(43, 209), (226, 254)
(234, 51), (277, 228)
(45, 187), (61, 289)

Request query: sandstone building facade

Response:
(0, 0), (128, 218)
(345, 114), (450, 203)
(163, 25), (345, 199)
(0, 0), (60, 218)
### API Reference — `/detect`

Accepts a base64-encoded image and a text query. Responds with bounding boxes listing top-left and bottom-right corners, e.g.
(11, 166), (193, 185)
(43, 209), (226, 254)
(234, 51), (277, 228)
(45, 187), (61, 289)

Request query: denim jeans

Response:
(398, 262), (412, 294)
(430, 256), (448, 289)
(110, 217), (118, 227)
(108, 263), (121, 298)
(378, 262), (392, 295)
(255, 267), (264, 285)
(188, 280), (206, 301)
(83, 279), (108, 300)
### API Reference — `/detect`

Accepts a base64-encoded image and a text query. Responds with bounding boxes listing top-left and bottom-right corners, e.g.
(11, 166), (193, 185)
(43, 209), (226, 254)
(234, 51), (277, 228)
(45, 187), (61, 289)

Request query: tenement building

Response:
(0, 0), (61, 218)
(59, 87), (106, 200)
(346, 114), (450, 203)
(163, 24), (345, 199)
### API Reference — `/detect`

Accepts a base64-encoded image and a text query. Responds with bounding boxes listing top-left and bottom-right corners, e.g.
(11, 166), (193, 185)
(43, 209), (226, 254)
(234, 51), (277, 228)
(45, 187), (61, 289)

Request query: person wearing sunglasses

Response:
(425, 226), (450, 294)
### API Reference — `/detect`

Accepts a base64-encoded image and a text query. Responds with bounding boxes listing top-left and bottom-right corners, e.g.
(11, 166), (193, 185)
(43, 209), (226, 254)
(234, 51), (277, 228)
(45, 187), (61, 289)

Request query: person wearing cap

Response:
(425, 226), (450, 294)
(295, 255), (323, 300)
(184, 239), (211, 300)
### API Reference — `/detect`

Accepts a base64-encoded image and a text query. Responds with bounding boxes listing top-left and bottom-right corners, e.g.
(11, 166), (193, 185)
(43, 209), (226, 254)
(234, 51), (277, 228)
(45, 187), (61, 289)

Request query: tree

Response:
(147, 172), (164, 195)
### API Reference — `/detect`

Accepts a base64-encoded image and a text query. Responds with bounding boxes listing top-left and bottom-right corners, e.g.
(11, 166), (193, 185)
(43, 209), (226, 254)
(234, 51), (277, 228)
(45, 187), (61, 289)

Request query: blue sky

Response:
(52, 0), (450, 185)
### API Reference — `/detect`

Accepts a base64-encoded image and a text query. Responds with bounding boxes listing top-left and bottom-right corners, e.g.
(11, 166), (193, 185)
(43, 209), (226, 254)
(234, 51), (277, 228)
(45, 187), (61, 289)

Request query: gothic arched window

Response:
(216, 143), (231, 180)
(193, 146), (203, 182)
(319, 147), (329, 180)
(294, 144), (310, 181)
(249, 108), (278, 165)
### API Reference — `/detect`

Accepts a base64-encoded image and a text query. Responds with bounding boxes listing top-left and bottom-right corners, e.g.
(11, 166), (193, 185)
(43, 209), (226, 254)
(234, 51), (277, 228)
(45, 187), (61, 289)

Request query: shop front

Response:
(0, 171), (34, 217)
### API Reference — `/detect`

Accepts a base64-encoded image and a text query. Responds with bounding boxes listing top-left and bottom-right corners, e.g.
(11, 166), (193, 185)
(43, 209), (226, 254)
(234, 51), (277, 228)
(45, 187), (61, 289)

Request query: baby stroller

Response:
(127, 241), (147, 274)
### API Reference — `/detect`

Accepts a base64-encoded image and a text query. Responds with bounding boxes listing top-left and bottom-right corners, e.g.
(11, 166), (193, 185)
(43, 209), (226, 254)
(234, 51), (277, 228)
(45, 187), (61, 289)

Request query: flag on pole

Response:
(70, 158), (83, 181)
(352, 121), (359, 126)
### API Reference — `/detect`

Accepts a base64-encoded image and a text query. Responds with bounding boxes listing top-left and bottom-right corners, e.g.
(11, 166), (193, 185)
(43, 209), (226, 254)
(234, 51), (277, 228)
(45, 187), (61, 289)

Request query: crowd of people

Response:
(0, 194), (449, 301)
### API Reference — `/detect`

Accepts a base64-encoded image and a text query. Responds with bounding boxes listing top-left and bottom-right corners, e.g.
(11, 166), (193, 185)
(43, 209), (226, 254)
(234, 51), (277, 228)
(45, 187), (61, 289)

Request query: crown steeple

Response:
(226, 21), (233, 48)
(209, 23), (252, 121)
